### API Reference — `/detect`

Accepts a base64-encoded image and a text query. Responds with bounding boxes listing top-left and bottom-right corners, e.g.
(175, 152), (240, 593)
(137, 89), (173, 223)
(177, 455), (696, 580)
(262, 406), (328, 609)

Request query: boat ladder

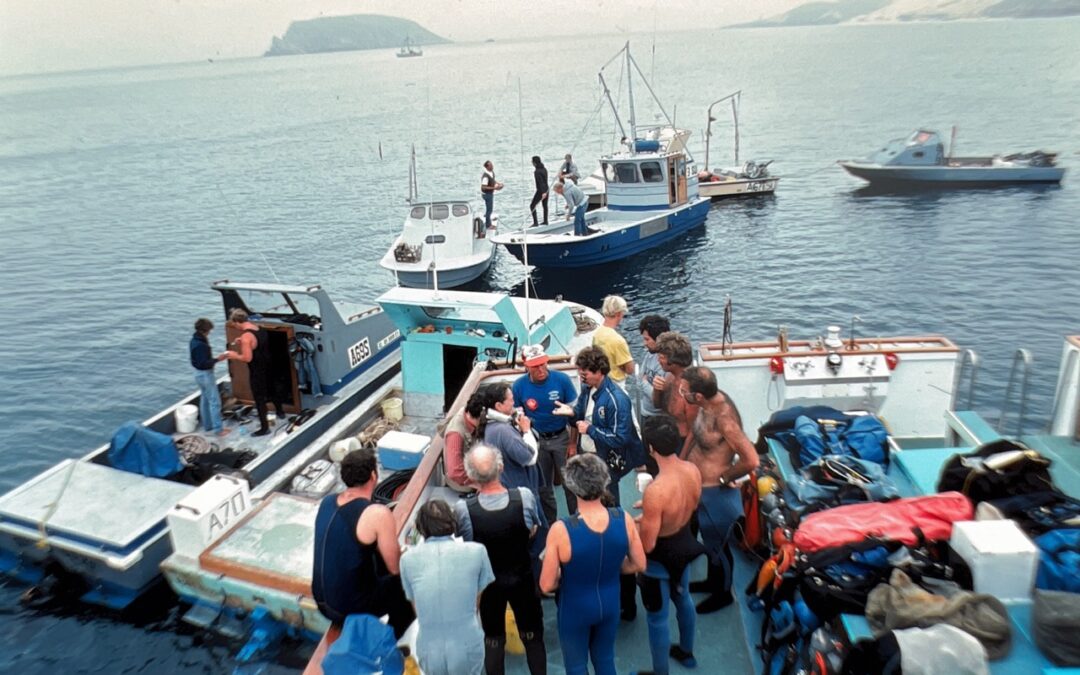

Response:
(951, 348), (980, 411)
(996, 348), (1032, 436)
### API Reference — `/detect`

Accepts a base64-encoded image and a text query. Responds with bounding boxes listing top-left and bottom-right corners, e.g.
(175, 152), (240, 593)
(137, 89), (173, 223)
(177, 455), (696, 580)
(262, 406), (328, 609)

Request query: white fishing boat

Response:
(697, 90), (779, 198)
(379, 147), (496, 289)
(839, 128), (1066, 188)
(396, 37), (422, 58)
(0, 281), (402, 608)
(491, 43), (710, 269)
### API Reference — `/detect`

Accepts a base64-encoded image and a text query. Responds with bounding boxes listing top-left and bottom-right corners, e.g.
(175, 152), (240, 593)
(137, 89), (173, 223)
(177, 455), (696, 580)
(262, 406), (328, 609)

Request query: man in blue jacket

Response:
(189, 318), (228, 435)
(571, 345), (647, 621)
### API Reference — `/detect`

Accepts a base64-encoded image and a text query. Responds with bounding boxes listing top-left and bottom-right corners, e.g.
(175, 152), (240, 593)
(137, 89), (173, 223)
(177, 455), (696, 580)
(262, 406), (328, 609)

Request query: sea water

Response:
(0, 18), (1078, 673)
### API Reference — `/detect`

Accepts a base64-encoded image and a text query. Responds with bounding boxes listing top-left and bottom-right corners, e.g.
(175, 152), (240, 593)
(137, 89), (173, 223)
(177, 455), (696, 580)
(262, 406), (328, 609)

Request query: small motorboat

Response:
(379, 147), (496, 289)
(697, 90), (779, 199)
(839, 129), (1065, 188)
(396, 37), (422, 58)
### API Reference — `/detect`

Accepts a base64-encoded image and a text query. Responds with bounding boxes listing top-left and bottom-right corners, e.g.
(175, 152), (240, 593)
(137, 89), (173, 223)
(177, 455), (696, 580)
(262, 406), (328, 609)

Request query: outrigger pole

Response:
(704, 90), (741, 171)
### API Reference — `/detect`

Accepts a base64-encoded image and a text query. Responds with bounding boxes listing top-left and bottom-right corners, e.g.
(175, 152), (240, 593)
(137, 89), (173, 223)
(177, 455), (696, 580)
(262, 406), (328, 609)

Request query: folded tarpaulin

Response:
(794, 492), (973, 553)
(321, 614), (404, 675)
(107, 421), (184, 478)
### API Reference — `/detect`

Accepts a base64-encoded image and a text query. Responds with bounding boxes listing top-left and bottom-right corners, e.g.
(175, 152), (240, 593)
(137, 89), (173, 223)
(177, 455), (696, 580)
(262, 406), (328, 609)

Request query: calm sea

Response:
(1, 18), (1078, 673)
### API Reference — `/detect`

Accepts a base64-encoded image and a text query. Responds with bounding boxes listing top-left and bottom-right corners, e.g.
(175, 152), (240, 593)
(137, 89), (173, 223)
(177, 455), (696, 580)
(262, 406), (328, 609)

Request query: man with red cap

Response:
(513, 344), (578, 521)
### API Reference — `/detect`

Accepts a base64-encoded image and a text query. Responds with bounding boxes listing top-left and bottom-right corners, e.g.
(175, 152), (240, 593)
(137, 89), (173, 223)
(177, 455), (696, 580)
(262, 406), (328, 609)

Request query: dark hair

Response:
(194, 317), (214, 335)
(638, 315), (670, 341)
(642, 414), (682, 457)
(574, 346), (610, 375)
(465, 392), (486, 419)
(682, 366), (719, 399)
(655, 331), (693, 368)
(340, 447), (377, 487)
(415, 499), (457, 538)
(531, 155), (542, 166)
(481, 382), (511, 409)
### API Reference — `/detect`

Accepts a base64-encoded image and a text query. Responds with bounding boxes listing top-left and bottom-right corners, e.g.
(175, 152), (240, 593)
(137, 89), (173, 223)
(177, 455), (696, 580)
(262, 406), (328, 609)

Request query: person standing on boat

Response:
(479, 382), (544, 507)
(553, 179), (588, 236)
(637, 314), (671, 475)
(571, 345), (646, 621)
(480, 160), (503, 230)
(680, 366), (760, 614)
(513, 344), (578, 523)
(400, 499), (494, 675)
(592, 295), (636, 388)
(189, 317), (229, 436)
(452, 444), (548, 675)
(529, 156), (549, 227)
(633, 414), (705, 675)
(559, 153), (579, 183)
(652, 331), (698, 459)
(311, 447), (415, 637)
(539, 452), (646, 675)
(220, 308), (286, 437)
(443, 392), (485, 493)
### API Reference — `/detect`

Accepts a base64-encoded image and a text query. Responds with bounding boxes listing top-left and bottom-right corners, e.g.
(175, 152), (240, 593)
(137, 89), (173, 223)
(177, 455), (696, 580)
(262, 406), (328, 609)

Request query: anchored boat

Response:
(697, 90), (779, 199)
(491, 43), (710, 268)
(379, 147), (497, 289)
(839, 128), (1066, 188)
(0, 281), (401, 608)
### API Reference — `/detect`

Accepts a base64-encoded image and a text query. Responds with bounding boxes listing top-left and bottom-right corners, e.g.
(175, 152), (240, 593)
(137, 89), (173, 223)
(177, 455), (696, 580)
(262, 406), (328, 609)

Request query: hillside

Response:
(732, 0), (1080, 27)
(265, 14), (447, 57)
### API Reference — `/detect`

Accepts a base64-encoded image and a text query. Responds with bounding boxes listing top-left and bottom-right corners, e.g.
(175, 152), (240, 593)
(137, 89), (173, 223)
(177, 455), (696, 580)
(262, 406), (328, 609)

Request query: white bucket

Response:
(329, 437), (362, 463)
(380, 397), (404, 423)
(175, 404), (199, 433)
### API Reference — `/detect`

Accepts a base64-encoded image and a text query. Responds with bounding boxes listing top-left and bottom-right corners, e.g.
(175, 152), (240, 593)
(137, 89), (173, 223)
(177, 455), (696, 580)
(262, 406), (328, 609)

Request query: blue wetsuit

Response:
(556, 508), (629, 675)
(697, 485), (743, 595)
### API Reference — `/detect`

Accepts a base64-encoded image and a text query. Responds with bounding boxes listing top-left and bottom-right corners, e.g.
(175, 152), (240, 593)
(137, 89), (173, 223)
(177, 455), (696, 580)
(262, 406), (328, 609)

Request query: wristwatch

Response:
(718, 475), (728, 487)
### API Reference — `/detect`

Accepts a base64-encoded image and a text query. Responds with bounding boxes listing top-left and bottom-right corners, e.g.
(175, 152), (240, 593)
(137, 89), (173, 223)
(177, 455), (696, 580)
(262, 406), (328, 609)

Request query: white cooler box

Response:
(950, 519), (1039, 602)
(167, 474), (252, 558)
(378, 431), (431, 471)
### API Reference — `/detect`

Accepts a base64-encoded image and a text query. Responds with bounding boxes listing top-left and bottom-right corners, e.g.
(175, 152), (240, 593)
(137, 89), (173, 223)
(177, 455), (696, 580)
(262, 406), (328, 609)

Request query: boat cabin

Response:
(391, 200), (487, 262)
(600, 128), (698, 211)
(866, 129), (946, 167)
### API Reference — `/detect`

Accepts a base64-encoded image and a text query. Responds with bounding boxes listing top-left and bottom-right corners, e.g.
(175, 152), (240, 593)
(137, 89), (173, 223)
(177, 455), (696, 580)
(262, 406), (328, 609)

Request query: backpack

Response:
(789, 455), (900, 512)
(936, 439), (1055, 503)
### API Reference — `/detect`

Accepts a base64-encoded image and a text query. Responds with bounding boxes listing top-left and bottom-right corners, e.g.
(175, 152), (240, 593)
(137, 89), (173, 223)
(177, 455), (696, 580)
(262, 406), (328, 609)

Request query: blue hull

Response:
(501, 200), (710, 268)
(393, 256), (493, 289)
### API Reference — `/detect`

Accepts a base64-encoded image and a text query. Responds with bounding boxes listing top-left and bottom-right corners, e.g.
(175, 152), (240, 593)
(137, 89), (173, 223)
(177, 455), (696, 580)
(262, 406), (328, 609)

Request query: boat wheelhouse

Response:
(379, 198), (496, 289)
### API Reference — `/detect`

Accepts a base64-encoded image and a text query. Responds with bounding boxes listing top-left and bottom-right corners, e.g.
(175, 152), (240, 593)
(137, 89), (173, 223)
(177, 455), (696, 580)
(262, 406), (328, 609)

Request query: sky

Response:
(0, 0), (804, 76)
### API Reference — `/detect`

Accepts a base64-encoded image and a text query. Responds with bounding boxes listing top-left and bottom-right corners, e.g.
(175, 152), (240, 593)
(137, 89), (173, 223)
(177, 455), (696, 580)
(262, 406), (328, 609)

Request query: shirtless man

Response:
(680, 366), (760, 614)
(651, 332), (698, 459)
(634, 414), (705, 674)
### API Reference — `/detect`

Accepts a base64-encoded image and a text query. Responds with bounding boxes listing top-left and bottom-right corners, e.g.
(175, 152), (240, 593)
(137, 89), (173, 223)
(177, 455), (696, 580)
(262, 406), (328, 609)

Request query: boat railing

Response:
(996, 348), (1033, 436)
(951, 348), (981, 411)
(1047, 347), (1080, 439)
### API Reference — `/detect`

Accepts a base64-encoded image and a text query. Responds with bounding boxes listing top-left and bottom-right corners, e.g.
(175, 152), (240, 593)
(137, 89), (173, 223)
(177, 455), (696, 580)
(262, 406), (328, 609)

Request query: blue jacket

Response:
(573, 377), (645, 470)
(189, 332), (215, 371)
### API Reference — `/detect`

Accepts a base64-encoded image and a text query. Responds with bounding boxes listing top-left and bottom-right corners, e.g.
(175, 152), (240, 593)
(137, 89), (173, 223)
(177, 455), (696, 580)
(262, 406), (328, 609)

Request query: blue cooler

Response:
(377, 431), (431, 471)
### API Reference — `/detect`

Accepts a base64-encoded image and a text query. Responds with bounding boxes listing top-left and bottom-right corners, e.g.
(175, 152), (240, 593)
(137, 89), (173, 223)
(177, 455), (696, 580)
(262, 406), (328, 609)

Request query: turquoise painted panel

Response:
(953, 410), (1003, 445)
(894, 447), (962, 495)
(402, 342), (443, 395)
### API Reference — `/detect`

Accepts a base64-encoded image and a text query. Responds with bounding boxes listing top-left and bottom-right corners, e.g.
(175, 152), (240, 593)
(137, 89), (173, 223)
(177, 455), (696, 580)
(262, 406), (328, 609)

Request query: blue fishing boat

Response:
(491, 43), (710, 268)
(839, 129), (1065, 188)
(0, 281), (401, 608)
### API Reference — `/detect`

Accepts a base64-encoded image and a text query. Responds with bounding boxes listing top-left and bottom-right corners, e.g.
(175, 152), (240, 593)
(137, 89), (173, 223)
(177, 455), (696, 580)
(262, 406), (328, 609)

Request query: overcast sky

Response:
(0, 0), (805, 76)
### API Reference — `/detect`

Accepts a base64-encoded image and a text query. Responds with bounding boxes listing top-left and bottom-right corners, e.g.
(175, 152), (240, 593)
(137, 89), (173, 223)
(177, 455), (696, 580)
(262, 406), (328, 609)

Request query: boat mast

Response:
(625, 42), (637, 151)
(408, 144), (418, 203)
(597, 72), (628, 143)
(949, 125), (958, 160)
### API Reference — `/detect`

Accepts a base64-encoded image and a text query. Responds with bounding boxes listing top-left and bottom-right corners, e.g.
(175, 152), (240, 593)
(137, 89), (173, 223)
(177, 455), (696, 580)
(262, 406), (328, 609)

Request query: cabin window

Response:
(614, 163), (640, 183)
(425, 234), (446, 244)
(912, 151), (924, 158)
(410, 206), (426, 219)
(430, 204), (450, 220)
(452, 204), (469, 217)
(641, 161), (663, 182)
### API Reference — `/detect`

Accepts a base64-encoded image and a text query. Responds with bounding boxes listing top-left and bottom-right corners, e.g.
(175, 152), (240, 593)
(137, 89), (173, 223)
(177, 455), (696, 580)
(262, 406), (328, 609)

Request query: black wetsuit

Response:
(245, 327), (285, 433)
(530, 164), (549, 226)
(640, 522), (706, 610)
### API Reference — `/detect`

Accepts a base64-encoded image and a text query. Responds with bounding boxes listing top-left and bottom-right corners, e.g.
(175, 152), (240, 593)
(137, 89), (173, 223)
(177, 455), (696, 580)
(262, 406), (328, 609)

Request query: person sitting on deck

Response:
(680, 366), (760, 614)
(553, 179), (588, 236)
(311, 447), (414, 637)
(539, 453), (646, 675)
(453, 443), (547, 675)
(443, 392), (486, 493)
(633, 414), (705, 674)
(400, 499), (494, 675)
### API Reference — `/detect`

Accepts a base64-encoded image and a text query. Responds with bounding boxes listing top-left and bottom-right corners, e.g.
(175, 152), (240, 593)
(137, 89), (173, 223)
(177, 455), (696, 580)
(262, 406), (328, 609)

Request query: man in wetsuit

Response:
(311, 448), (415, 637)
(651, 331), (698, 459)
(680, 366), (760, 614)
(634, 414), (705, 674)
(453, 443), (547, 675)
(220, 308), (286, 437)
(529, 155), (549, 227)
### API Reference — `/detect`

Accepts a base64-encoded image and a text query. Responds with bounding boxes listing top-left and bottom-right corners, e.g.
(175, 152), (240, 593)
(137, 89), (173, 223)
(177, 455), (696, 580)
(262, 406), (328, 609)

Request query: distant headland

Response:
(264, 14), (448, 57)
(730, 0), (1080, 29)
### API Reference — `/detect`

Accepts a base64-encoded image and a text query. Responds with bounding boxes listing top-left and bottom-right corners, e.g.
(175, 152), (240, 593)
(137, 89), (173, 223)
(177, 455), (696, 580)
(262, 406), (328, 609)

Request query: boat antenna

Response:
(408, 144), (418, 204)
(949, 125), (958, 160)
(516, 76), (532, 327)
(215, 183), (281, 283)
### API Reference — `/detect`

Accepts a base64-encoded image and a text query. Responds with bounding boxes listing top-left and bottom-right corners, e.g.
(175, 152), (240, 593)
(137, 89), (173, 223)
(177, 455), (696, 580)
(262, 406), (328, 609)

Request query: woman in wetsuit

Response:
(539, 453), (646, 675)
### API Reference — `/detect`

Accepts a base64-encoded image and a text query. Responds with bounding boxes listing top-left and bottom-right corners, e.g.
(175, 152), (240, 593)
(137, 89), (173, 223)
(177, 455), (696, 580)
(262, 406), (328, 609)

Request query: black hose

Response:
(373, 469), (415, 505)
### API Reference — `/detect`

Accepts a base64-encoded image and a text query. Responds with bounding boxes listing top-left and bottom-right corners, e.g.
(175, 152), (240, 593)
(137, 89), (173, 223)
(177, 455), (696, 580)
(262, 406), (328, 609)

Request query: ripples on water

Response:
(0, 18), (1078, 673)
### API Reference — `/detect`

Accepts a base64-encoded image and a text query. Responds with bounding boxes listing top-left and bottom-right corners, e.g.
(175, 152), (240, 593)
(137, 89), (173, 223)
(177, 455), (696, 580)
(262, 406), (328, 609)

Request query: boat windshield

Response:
(234, 289), (320, 319)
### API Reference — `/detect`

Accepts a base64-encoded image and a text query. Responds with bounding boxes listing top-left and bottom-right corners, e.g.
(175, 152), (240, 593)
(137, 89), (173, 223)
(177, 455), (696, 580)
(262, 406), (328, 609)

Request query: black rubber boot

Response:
(620, 573), (638, 621)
